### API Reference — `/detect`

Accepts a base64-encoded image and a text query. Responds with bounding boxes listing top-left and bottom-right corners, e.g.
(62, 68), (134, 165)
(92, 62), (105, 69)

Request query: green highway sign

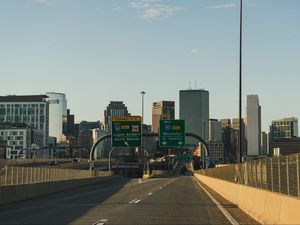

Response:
(159, 119), (185, 147)
(177, 155), (192, 162)
(111, 116), (142, 147)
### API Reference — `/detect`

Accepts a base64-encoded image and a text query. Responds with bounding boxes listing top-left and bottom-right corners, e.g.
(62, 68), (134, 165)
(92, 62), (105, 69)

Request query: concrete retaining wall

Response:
(0, 176), (116, 206)
(194, 173), (300, 225)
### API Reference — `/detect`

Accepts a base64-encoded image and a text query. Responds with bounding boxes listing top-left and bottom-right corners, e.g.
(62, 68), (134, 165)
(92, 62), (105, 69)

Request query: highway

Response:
(0, 175), (259, 225)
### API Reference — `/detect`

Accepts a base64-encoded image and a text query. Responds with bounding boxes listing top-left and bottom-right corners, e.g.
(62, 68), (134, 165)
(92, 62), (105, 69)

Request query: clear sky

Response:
(1, 0), (300, 132)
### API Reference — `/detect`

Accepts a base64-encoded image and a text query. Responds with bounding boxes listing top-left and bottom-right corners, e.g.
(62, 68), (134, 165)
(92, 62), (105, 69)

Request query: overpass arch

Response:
(89, 133), (208, 162)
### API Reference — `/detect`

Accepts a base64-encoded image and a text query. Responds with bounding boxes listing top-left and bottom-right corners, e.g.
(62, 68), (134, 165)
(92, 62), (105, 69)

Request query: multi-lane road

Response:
(0, 174), (259, 225)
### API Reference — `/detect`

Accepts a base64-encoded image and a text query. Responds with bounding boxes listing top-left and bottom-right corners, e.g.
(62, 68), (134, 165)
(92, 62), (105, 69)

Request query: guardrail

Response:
(198, 153), (300, 198)
(0, 166), (112, 186)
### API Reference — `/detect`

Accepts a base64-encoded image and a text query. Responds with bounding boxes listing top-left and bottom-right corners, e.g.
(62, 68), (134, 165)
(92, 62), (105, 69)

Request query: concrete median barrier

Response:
(194, 173), (300, 225)
(0, 176), (116, 206)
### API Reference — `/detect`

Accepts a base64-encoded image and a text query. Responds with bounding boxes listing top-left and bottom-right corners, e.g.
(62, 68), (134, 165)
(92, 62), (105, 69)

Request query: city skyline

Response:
(1, 0), (300, 132)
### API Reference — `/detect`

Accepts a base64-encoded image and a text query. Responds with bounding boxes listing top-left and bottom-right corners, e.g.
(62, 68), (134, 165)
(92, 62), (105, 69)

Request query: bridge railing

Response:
(198, 153), (300, 198)
(0, 166), (112, 186)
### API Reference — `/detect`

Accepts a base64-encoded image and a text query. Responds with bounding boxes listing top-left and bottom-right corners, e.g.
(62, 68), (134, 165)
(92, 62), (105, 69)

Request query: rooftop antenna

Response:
(195, 80), (197, 89)
(189, 81), (192, 90)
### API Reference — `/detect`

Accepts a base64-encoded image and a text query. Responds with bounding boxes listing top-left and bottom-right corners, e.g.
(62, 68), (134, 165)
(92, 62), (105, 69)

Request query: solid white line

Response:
(129, 199), (138, 204)
(194, 178), (239, 225)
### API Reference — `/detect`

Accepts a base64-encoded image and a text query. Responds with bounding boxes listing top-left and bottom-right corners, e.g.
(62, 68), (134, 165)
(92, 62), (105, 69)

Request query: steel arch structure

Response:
(89, 133), (209, 162)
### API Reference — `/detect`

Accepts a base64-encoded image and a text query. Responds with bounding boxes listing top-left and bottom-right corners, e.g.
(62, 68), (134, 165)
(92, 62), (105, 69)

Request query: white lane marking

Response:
(138, 178), (159, 184)
(92, 218), (108, 225)
(129, 199), (138, 204)
(159, 186), (163, 189)
(129, 199), (142, 204)
(148, 192), (153, 196)
(194, 178), (239, 225)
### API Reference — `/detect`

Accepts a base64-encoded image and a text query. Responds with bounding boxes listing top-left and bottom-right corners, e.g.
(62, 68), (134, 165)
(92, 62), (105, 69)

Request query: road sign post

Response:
(111, 116), (142, 147)
(159, 120), (185, 147)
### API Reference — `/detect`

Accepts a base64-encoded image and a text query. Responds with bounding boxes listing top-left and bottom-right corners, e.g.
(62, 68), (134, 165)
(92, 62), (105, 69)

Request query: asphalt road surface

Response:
(0, 175), (259, 225)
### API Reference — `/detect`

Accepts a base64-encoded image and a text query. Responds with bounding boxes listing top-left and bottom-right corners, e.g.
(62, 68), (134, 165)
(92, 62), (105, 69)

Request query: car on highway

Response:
(49, 160), (58, 166)
(72, 158), (80, 163)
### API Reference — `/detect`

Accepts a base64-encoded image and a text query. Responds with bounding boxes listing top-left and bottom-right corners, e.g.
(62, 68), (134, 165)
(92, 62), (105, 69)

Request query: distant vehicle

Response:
(72, 158), (80, 163)
(49, 160), (58, 166)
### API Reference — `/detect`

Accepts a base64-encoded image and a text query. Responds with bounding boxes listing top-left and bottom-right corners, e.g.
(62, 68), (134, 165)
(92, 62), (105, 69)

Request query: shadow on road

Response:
(0, 176), (131, 225)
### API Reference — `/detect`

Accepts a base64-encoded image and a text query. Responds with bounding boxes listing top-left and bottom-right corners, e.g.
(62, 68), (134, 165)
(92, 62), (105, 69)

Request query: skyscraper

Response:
(245, 95), (261, 156)
(104, 101), (130, 132)
(208, 119), (224, 164)
(46, 92), (67, 141)
(152, 101), (175, 133)
(179, 89), (209, 146)
(232, 118), (247, 159)
(208, 119), (222, 142)
(261, 131), (268, 155)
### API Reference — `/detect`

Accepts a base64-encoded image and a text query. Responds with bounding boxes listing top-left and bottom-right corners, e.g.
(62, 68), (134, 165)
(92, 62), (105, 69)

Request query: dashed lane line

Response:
(129, 199), (142, 204)
(129, 199), (138, 204)
(92, 218), (108, 225)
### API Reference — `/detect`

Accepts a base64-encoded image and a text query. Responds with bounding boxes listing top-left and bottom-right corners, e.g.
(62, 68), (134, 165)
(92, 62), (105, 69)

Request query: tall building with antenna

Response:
(179, 89), (209, 146)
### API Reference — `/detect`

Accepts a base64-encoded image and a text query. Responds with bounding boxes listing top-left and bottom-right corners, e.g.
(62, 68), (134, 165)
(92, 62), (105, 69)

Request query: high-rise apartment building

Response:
(152, 101), (175, 133)
(270, 117), (298, 140)
(179, 89), (209, 146)
(0, 95), (49, 146)
(104, 101), (130, 131)
(0, 123), (39, 159)
(46, 92), (67, 141)
(245, 95), (261, 156)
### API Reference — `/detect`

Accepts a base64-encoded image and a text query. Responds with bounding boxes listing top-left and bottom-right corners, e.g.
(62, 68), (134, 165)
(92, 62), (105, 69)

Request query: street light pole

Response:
(140, 91), (146, 173)
(141, 91), (146, 147)
(238, 0), (243, 163)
